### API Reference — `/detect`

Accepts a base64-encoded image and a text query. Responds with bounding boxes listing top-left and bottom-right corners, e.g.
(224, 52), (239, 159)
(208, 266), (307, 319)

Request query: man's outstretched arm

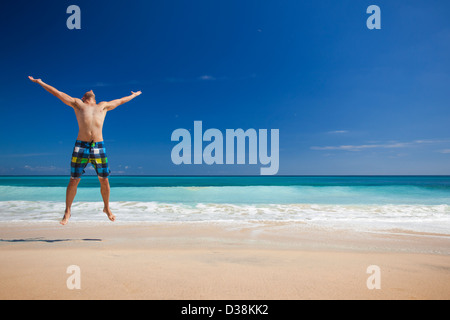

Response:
(103, 91), (142, 111)
(28, 76), (79, 108)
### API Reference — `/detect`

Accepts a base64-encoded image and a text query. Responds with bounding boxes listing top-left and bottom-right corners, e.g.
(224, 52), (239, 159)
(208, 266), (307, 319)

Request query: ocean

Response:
(0, 176), (449, 234)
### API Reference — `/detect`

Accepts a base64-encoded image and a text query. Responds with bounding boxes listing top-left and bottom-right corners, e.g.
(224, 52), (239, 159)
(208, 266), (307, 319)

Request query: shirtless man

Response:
(28, 76), (142, 225)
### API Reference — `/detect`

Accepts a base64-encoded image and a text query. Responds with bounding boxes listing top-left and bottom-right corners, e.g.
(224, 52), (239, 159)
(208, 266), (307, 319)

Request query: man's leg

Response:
(62, 177), (81, 225)
(98, 177), (115, 222)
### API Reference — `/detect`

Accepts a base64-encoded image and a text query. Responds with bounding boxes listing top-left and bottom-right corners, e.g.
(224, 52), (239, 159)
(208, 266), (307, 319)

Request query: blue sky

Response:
(0, 0), (449, 175)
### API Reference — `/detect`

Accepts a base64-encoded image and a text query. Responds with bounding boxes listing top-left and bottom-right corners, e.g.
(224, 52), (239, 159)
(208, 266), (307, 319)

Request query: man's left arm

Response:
(103, 91), (142, 111)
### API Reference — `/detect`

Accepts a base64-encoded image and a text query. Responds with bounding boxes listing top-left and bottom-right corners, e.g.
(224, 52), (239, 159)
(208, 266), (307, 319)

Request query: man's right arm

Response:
(28, 76), (80, 108)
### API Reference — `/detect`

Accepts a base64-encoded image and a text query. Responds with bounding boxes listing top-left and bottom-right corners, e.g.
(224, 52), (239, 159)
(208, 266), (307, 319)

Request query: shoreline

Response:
(1, 221), (449, 300)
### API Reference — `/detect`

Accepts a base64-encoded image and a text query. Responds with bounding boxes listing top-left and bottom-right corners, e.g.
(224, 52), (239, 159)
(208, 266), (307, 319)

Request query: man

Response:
(28, 76), (142, 225)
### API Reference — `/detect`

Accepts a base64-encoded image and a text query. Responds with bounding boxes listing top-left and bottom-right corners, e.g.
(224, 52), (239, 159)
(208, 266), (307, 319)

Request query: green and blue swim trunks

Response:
(70, 140), (110, 178)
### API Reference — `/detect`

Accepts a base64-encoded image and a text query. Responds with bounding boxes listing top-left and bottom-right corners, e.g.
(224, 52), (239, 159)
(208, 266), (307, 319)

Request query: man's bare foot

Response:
(103, 207), (116, 222)
(60, 209), (71, 226)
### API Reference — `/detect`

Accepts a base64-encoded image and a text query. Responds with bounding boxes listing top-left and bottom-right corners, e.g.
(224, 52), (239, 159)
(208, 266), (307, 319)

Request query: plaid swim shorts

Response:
(70, 140), (111, 179)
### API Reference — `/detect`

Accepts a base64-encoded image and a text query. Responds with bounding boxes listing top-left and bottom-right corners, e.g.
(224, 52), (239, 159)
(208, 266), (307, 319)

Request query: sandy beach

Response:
(0, 221), (449, 300)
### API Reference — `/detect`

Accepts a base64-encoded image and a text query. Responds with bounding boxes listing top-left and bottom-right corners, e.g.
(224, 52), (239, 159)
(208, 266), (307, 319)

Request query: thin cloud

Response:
(0, 153), (56, 158)
(311, 142), (411, 152)
(414, 139), (450, 144)
(23, 165), (66, 173)
(164, 74), (242, 83)
(327, 130), (349, 134)
(198, 75), (216, 81)
(311, 139), (450, 152)
(165, 75), (217, 83)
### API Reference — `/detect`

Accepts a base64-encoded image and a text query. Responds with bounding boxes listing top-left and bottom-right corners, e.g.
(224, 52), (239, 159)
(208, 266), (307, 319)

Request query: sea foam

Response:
(0, 201), (449, 234)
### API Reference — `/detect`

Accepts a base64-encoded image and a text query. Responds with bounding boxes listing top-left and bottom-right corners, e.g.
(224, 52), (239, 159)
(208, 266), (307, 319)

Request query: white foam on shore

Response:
(0, 201), (449, 235)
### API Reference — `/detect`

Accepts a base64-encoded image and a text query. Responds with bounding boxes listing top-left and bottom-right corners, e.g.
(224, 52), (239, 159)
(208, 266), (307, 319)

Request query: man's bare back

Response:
(28, 76), (142, 225)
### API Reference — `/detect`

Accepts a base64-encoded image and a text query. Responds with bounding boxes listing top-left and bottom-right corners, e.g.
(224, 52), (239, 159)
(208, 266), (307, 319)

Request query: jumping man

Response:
(28, 76), (142, 225)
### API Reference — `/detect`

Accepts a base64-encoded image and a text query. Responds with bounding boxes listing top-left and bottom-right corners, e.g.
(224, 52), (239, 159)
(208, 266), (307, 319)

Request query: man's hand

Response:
(131, 91), (142, 97)
(28, 76), (42, 84)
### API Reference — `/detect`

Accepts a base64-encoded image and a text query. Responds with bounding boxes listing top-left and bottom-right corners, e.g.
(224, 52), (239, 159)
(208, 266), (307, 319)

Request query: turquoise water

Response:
(0, 176), (449, 205)
(0, 176), (449, 232)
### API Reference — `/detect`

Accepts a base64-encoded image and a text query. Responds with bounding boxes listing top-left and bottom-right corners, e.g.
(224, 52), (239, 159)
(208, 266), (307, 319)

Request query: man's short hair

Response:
(83, 91), (95, 101)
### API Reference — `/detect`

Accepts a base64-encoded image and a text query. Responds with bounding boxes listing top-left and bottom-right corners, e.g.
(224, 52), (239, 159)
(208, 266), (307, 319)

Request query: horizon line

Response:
(1, 174), (450, 178)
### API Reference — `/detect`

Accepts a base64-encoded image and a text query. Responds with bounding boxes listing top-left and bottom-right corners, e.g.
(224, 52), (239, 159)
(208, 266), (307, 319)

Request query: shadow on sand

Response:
(0, 238), (102, 243)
